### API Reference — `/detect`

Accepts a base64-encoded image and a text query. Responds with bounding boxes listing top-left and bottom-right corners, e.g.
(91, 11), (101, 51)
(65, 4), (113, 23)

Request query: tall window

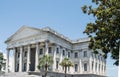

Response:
(48, 47), (52, 53)
(39, 48), (43, 55)
(99, 64), (100, 71)
(56, 47), (59, 54)
(62, 66), (64, 70)
(104, 66), (106, 72)
(63, 50), (65, 56)
(68, 66), (70, 71)
(18, 52), (20, 58)
(92, 61), (94, 70)
(84, 63), (87, 71)
(68, 52), (70, 58)
(102, 65), (103, 71)
(91, 52), (94, 58)
(74, 52), (78, 58)
(84, 51), (87, 57)
(95, 63), (97, 71)
(56, 61), (59, 69)
(75, 64), (78, 72)
(98, 55), (100, 60)
(24, 51), (27, 57)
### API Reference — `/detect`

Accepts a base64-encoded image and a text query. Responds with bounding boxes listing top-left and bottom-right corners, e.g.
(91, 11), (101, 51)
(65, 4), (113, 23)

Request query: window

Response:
(24, 51), (27, 57)
(84, 63), (87, 71)
(91, 52), (94, 58)
(56, 48), (59, 54)
(68, 66), (70, 71)
(84, 51), (87, 57)
(95, 63), (97, 71)
(68, 52), (70, 58)
(74, 52), (78, 58)
(39, 48), (43, 55)
(98, 55), (100, 60)
(92, 61), (94, 70)
(23, 63), (26, 71)
(48, 47), (52, 53)
(75, 64), (78, 72)
(104, 66), (106, 72)
(99, 64), (100, 71)
(62, 66), (64, 70)
(56, 61), (59, 69)
(63, 50), (65, 56)
(18, 52), (20, 58)
(102, 65), (103, 71)
(95, 54), (97, 59)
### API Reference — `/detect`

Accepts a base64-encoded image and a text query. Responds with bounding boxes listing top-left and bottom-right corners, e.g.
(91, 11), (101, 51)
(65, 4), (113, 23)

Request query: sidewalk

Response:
(0, 72), (41, 77)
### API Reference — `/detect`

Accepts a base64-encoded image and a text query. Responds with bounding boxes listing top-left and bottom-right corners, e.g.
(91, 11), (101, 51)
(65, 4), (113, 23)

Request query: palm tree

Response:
(59, 58), (73, 77)
(37, 55), (53, 77)
(0, 52), (3, 71)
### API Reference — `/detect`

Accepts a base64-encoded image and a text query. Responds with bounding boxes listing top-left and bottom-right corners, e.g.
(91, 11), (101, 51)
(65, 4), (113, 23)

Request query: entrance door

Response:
(30, 48), (36, 71)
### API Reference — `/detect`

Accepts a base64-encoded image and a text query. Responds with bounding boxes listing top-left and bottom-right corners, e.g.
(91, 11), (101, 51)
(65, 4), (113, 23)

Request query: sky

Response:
(0, 0), (118, 77)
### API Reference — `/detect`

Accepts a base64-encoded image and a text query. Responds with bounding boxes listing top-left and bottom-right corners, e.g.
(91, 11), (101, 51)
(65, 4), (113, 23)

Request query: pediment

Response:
(6, 26), (42, 42)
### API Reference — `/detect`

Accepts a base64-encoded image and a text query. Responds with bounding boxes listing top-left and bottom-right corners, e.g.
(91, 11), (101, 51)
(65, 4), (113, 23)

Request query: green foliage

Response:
(59, 58), (73, 77)
(82, 0), (120, 66)
(37, 55), (53, 77)
(38, 55), (53, 69)
(59, 58), (73, 67)
(0, 52), (3, 71)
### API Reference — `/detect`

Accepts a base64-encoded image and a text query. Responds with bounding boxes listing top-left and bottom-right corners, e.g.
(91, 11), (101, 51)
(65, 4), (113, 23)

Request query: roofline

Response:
(5, 26), (90, 44)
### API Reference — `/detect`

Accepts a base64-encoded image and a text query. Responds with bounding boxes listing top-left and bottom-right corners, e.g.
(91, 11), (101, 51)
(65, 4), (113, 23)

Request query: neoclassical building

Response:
(5, 26), (106, 77)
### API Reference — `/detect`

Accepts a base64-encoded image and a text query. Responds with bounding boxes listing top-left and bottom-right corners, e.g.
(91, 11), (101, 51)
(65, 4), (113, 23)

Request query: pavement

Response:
(0, 72), (41, 77)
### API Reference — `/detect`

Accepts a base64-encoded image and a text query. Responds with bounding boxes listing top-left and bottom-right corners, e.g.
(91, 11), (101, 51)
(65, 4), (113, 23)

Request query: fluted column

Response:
(19, 47), (23, 72)
(27, 45), (30, 72)
(6, 49), (10, 73)
(45, 40), (48, 55)
(35, 43), (39, 71)
(12, 48), (16, 72)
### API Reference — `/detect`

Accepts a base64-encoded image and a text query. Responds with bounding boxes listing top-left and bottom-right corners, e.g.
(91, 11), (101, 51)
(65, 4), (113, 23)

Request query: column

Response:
(45, 40), (48, 55)
(53, 45), (56, 71)
(79, 59), (82, 74)
(35, 43), (39, 71)
(19, 47), (23, 72)
(6, 49), (10, 73)
(27, 45), (30, 72)
(12, 48), (16, 72)
(89, 59), (92, 73)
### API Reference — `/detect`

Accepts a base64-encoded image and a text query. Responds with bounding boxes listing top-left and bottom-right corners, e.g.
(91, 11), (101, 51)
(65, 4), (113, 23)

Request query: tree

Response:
(0, 52), (3, 71)
(59, 58), (73, 77)
(82, 0), (120, 66)
(37, 55), (53, 77)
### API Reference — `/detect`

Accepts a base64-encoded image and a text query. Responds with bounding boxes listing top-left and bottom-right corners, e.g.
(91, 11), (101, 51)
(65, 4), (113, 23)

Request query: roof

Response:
(5, 26), (90, 44)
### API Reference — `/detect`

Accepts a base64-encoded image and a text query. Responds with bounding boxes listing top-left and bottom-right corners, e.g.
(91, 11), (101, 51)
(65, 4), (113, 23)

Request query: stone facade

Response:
(5, 26), (106, 77)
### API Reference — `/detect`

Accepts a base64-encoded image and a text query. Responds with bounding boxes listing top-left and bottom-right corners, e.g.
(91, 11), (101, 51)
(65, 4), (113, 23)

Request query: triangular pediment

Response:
(5, 26), (42, 42)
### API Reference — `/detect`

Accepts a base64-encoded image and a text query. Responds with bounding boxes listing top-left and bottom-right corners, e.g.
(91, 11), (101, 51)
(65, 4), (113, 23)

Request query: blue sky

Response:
(0, 0), (118, 77)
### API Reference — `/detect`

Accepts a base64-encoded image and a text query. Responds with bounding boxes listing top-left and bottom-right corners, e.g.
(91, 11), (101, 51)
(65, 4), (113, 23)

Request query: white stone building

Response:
(5, 26), (106, 77)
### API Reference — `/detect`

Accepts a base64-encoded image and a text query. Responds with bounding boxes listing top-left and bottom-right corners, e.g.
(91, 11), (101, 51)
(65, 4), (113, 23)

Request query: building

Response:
(5, 26), (106, 77)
